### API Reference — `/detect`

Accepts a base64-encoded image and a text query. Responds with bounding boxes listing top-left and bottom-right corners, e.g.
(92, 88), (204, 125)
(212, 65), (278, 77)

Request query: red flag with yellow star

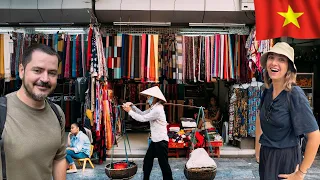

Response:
(254, 0), (320, 40)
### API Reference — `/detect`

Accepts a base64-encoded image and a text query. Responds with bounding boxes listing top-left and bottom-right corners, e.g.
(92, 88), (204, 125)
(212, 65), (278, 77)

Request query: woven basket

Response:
(105, 161), (138, 179)
(184, 165), (217, 180)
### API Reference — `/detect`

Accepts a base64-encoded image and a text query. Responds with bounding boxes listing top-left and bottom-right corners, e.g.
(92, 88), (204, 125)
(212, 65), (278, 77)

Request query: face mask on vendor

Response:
(147, 96), (154, 105)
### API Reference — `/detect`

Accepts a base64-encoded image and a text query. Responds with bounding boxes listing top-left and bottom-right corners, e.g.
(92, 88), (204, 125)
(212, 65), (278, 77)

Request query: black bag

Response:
(0, 96), (62, 180)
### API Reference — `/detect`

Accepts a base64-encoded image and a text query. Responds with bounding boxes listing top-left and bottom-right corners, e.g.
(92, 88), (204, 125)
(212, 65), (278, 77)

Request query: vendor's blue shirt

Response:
(259, 85), (318, 148)
(70, 131), (91, 156)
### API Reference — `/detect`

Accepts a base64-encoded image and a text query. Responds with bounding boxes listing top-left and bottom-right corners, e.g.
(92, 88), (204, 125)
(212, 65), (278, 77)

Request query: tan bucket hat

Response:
(140, 86), (167, 102)
(260, 42), (297, 71)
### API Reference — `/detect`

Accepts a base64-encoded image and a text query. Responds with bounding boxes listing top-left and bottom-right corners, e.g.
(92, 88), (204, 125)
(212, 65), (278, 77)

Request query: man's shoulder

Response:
(46, 101), (65, 127)
(4, 92), (17, 99)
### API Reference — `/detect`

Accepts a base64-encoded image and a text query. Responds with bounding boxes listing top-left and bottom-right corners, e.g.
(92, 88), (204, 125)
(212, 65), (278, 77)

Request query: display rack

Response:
(296, 73), (314, 110)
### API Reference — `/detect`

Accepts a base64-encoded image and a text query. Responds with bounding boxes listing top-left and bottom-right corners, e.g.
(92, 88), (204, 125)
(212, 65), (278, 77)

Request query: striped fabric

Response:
(175, 35), (183, 84)
(0, 34), (4, 78)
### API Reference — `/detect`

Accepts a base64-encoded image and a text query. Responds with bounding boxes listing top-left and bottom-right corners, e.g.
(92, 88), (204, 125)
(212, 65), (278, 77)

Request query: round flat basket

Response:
(184, 165), (217, 180)
(105, 161), (138, 179)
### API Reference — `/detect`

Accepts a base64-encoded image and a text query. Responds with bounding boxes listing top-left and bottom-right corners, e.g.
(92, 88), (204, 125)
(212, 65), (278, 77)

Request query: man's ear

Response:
(19, 64), (24, 80)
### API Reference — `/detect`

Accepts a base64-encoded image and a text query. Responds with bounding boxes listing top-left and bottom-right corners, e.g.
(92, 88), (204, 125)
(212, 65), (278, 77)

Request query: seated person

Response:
(66, 122), (91, 173)
(207, 95), (221, 127)
(183, 99), (198, 119)
(198, 110), (215, 130)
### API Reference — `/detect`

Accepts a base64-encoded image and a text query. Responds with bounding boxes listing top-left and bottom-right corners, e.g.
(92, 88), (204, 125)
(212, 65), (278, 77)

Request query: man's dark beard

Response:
(23, 79), (53, 101)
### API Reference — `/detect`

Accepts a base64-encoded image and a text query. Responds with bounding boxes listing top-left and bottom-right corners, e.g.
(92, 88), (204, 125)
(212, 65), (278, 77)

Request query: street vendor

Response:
(122, 86), (173, 180)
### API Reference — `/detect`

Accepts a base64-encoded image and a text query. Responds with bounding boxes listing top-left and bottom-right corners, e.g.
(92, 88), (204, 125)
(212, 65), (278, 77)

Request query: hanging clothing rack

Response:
(101, 26), (250, 35)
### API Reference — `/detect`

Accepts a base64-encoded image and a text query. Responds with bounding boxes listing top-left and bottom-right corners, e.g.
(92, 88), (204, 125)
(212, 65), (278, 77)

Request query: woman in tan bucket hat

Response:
(122, 86), (173, 180)
(255, 42), (320, 180)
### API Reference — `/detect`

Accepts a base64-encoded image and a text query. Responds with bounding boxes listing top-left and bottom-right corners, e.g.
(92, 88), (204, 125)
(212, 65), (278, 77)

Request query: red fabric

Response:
(87, 27), (93, 69)
(254, 0), (320, 40)
(195, 131), (204, 148)
(64, 35), (70, 78)
(76, 35), (80, 77)
(141, 34), (146, 82)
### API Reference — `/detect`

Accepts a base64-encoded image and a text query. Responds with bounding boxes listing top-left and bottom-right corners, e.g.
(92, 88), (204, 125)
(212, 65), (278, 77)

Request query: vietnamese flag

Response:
(254, 0), (320, 40)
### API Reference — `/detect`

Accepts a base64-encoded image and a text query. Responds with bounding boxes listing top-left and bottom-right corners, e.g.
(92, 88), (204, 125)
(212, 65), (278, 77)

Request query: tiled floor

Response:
(67, 156), (320, 180)
(68, 132), (319, 179)
(108, 132), (255, 158)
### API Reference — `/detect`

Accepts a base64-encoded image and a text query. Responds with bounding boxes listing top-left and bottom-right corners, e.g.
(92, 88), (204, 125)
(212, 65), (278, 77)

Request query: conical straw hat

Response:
(140, 86), (167, 102)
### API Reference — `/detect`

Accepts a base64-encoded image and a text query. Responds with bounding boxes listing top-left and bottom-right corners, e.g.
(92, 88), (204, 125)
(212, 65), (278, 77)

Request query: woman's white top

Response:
(129, 103), (169, 142)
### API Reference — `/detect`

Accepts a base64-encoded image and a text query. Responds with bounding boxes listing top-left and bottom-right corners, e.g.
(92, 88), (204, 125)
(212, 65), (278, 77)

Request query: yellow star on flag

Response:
(277, 5), (304, 28)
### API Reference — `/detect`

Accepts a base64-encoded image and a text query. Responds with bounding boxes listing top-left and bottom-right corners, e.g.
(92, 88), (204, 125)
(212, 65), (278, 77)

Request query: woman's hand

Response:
(278, 165), (305, 180)
(255, 153), (259, 164)
(122, 105), (132, 112)
(66, 147), (74, 151)
(124, 102), (133, 106)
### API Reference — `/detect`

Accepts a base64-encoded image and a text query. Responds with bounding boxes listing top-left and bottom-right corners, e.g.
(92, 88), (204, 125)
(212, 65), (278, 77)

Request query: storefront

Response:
(1, 23), (318, 163)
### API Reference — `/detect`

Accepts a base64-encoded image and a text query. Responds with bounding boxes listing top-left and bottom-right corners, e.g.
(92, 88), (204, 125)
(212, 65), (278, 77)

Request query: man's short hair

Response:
(22, 44), (61, 68)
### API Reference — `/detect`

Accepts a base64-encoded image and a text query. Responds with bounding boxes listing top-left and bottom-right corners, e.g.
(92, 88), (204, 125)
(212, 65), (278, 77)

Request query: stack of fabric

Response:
(168, 129), (192, 144)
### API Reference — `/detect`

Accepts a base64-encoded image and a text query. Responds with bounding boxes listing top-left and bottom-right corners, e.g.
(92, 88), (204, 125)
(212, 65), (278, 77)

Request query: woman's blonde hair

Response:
(263, 57), (297, 91)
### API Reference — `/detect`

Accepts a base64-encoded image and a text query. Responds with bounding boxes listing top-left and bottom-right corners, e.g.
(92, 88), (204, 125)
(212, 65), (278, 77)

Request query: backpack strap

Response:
(0, 97), (7, 180)
(47, 99), (63, 128)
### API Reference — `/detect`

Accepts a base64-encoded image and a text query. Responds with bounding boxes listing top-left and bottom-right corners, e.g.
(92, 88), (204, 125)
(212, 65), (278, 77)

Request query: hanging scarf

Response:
(149, 35), (155, 82)
(64, 35), (70, 78)
(72, 35), (77, 78)
(205, 36), (210, 82)
(87, 27), (93, 70)
(175, 35), (183, 84)
(0, 34), (4, 78)
(154, 35), (159, 82)
(140, 34), (146, 82)
(134, 36), (140, 79)
(130, 36), (135, 79)
(81, 34), (86, 75)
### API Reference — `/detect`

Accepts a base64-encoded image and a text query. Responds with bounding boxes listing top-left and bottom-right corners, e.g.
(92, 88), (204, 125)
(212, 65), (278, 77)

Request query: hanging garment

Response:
(149, 35), (156, 82)
(200, 36), (205, 82)
(213, 34), (220, 78)
(130, 36), (135, 79)
(76, 35), (80, 77)
(182, 36), (186, 83)
(95, 28), (106, 78)
(72, 35), (77, 78)
(175, 35), (183, 84)
(233, 88), (248, 138)
(228, 34), (235, 80)
(81, 34), (86, 75)
(128, 35), (132, 79)
(134, 36), (140, 79)
(87, 27), (93, 70)
(0, 34), (4, 78)
(140, 34), (146, 82)
(154, 35), (159, 82)
(121, 34), (129, 78)
(229, 92), (236, 140)
(10, 33), (17, 77)
(4, 34), (13, 80)
(247, 86), (262, 137)
(90, 30), (98, 76)
(64, 35), (71, 78)
(57, 34), (64, 77)
(146, 35), (151, 81)
(114, 34), (122, 79)
(205, 36), (210, 82)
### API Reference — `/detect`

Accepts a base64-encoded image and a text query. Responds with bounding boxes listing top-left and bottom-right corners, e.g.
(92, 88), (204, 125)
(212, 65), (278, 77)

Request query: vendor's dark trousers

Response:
(143, 140), (173, 180)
